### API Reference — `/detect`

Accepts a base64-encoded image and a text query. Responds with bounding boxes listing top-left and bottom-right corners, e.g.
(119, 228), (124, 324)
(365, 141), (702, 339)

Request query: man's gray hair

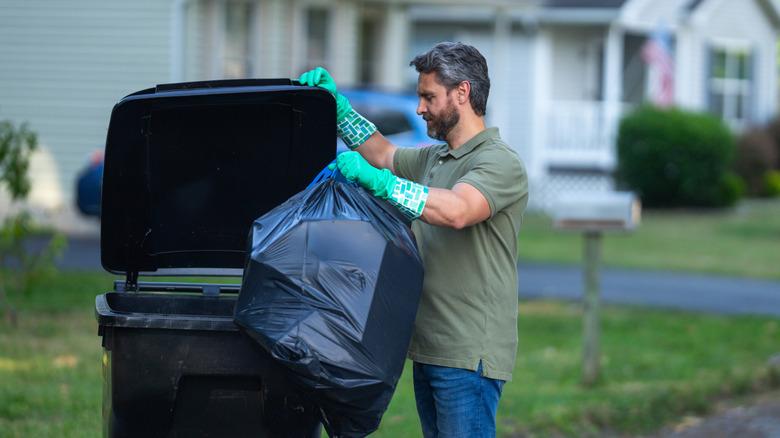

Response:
(409, 42), (490, 116)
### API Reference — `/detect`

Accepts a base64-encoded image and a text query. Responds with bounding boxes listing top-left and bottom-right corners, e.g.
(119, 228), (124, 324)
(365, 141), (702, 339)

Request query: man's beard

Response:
(424, 101), (460, 141)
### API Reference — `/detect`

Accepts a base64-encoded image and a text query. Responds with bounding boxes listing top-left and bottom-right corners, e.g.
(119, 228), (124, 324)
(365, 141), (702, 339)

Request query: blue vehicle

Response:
(75, 88), (433, 218)
(338, 89), (433, 153)
(75, 150), (104, 217)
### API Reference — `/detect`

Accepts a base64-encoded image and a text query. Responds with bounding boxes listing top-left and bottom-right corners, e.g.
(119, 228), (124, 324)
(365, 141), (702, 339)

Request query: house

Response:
(1, 0), (777, 219)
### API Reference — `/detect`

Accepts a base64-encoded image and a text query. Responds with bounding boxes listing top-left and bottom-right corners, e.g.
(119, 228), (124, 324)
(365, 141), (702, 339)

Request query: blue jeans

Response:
(412, 361), (505, 438)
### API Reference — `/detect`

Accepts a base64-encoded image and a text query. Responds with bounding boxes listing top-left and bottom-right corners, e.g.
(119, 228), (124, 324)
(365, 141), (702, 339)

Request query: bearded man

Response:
(298, 41), (528, 438)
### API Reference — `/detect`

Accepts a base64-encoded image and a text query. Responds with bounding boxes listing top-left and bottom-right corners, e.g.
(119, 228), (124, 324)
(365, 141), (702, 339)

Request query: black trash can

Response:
(96, 79), (336, 437)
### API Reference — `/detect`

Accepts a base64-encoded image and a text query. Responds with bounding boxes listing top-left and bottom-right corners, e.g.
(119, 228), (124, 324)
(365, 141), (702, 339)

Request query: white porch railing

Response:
(543, 100), (633, 170)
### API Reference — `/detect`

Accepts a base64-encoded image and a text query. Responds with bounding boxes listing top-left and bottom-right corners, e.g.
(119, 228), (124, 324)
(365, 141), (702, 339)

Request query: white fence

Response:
(529, 100), (633, 211)
(543, 100), (631, 170)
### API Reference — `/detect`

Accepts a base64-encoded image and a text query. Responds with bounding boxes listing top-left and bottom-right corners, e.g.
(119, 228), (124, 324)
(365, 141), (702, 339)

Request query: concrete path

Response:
(47, 235), (780, 318)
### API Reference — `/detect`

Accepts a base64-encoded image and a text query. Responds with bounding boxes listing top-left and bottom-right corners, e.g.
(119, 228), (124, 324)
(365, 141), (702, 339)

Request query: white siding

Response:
(0, 0), (172, 207)
(548, 25), (606, 101)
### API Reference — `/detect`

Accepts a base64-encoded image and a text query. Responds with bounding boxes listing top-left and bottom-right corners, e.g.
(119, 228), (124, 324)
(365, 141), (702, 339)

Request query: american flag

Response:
(641, 27), (675, 107)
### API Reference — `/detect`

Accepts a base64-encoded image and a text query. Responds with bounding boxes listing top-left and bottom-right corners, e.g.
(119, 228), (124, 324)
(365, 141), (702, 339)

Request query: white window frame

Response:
(707, 38), (754, 130)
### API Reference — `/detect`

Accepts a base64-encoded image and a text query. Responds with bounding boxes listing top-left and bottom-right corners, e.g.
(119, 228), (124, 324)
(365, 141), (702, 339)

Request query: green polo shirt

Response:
(393, 127), (528, 381)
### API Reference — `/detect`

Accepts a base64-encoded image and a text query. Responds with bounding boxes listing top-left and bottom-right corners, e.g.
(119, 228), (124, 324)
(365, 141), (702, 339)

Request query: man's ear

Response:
(456, 80), (471, 106)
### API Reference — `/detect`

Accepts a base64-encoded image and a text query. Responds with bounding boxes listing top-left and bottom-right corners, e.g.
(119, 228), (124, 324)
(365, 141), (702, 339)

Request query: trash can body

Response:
(96, 79), (336, 437)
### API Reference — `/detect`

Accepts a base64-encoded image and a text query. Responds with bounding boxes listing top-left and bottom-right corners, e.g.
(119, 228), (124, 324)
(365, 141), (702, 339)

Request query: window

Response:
(708, 46), (753, 128)
(223, 1), (253, 78)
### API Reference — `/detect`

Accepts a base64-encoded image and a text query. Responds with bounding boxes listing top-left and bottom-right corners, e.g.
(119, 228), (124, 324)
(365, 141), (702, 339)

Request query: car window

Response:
(352, 105), (412, 136)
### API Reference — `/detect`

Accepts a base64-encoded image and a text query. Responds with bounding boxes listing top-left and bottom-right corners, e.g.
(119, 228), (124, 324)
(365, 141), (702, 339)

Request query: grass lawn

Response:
(1, 272), (778, 437)
(518, 198), (780, 280)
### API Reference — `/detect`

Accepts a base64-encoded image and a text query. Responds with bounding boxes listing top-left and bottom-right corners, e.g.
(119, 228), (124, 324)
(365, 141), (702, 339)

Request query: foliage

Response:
(764, 116), (780, 169)
(0, 214), (66, 325)
(617, 106), (739, 207)
(764, 170), (780, 197)
(0, 120), (65, 326)
(0, 120), (38, 200)
(734, 127), (778, 196)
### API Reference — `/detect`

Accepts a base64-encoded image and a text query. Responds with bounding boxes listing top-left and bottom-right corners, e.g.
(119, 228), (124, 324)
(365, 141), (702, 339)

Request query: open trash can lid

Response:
(100, 79), (336, 276)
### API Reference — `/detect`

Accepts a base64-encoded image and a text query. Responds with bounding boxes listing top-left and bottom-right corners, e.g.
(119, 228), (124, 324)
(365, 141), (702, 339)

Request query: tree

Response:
(0, 120), (65, 326)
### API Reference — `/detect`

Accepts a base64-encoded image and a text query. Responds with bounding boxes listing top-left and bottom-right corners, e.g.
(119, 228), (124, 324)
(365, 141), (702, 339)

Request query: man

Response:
(299, 41), (528, 437)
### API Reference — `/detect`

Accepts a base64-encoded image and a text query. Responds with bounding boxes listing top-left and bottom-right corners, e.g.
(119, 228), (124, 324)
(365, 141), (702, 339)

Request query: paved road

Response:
(51, 235), (780, 317)
(519, 262), (780, 317)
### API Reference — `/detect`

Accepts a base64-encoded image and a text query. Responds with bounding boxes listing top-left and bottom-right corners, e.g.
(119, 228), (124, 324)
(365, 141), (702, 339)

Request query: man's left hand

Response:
(330, 152), (430, 220)
(330, 151), (395, 199)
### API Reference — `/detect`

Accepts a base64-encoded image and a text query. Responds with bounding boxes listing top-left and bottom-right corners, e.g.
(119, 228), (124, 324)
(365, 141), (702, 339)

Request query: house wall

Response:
(0, 0), (172, 210)
(547, 25), (606, 101)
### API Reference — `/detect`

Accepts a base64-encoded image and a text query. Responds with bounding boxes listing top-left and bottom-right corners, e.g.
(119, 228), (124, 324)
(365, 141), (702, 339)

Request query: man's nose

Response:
(416, 100), (425, 116)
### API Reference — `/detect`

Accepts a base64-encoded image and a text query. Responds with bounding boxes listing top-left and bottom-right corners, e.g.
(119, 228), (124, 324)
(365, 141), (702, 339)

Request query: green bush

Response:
(764, 170), (780, 197)
(0, 120), (37, 199)
(733, 128), (778, 196)
(617, 106), (738, 207)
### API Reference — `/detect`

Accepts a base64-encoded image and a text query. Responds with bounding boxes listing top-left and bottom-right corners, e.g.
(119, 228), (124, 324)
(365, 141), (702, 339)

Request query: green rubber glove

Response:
(298, 67), (352, 121)
(332, 151), (396, 198)
(331, 151), (429, 219)
(297, 67), (377, 150)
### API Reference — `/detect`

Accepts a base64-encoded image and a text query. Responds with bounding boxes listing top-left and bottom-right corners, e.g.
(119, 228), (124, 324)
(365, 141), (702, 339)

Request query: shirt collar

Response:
(437, 127), (500, 159)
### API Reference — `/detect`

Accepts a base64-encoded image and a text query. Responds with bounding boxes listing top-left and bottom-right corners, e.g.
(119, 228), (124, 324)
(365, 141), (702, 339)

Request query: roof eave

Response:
(536, 8), (620, 25)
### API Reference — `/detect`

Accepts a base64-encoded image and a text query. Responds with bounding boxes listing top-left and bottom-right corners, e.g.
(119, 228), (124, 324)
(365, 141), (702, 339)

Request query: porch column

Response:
(170, 0), (189, 82)
(330, 0), (359, 87)
(255, 0), (292, 77)
(603, 24), (623, 170)
(204, 0), (224, 79)
(530, 28), (551, 190)
(378, 4), (409, 91)
(491, 7), (511, 133)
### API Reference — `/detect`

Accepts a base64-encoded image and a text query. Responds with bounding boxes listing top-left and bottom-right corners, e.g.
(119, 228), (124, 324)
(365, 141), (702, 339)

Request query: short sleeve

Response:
(393, 146), (434, 182)
(457, 148), (528, 217)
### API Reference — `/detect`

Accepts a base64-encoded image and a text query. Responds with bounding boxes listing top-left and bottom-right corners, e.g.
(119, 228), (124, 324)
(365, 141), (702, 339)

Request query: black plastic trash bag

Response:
(234, 173), (424, 437)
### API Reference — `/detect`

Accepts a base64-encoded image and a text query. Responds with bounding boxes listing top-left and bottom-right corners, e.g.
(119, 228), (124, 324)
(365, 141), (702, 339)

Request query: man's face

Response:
(416, 72), (460, 141)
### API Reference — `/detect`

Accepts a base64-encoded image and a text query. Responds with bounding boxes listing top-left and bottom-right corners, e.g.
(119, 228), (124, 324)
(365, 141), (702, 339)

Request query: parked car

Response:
(338, 89), (433, 153)
(75, 149), (103, 217)
(74, 88), (432, 218)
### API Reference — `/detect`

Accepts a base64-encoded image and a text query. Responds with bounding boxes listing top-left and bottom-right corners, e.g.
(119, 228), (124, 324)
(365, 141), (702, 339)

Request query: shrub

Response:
(0, 120), (64, 327)
(0, 120), (37, 199)
(765, 117), (780, 169)
(764, 170), (780, 197)
(617, 106), (738, 208)
(720, 171), (746, 205)
(733, 128), (778, 196)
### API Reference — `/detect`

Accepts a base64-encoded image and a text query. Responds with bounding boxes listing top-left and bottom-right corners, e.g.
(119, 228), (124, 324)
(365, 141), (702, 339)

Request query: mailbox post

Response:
(551, 192), (641, 386)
